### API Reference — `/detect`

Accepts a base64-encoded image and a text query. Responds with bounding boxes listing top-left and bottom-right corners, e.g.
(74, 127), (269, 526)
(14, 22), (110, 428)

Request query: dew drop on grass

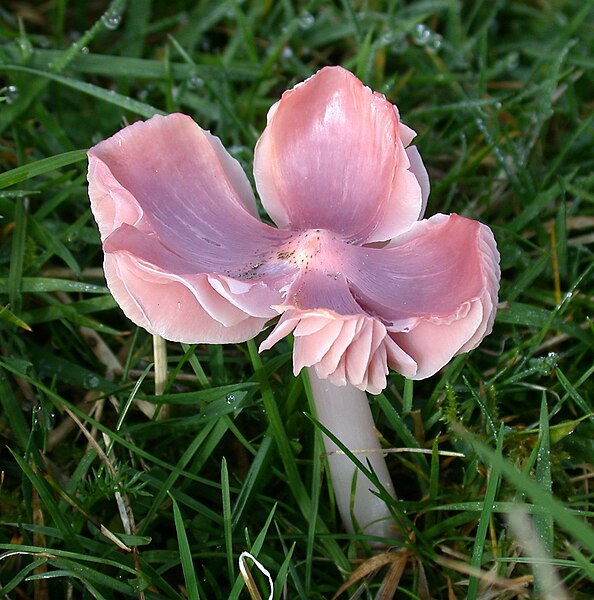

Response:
(226, 394), (236, 404)
(86, 374), (100, 389)
(32, 406), (55, 431)
(32, 405), (42, 431)
(506, 52), (519, 70)
(413, 23), (432, 46)
(380, 29), (396, 45)
(188, 74), (204, 90)
(129, 577), (149, 593)
(412, 23), (442, 53)
(298, 11), (315, 29)
(528, 352), (559, 376)
(427, 33), (442, 53)
(4, 85), (19, 104)
(102, 8), (123, 31)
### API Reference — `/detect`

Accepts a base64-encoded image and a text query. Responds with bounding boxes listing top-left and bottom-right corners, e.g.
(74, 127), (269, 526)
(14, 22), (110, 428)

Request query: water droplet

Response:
(129, 578), (149, 593)
(380, 30), (397, 45)
(47, 412), (55, 429)
(225, 394), (236, 404)
(188, 74), (204, 90)
(298, 11), (315, 29)
(4, 85), (19, 104)
(86, 375), (100, 389)
(412, 23), (441, 49)
(16, 34), (33, 59)
(527, 353), (558, 376)
(281, 46), (293, 59)
(102, 8), (123, 31)
(81, 46), (90, 55)
(506, 52), (519, 70)
(427, 33), (442, 53)
(32, 405), (56, 431)
(412, 23), (432, 46)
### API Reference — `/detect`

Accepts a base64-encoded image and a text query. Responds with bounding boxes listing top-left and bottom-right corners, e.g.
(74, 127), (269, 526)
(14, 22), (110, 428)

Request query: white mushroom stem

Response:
(307, 369), (397, 539)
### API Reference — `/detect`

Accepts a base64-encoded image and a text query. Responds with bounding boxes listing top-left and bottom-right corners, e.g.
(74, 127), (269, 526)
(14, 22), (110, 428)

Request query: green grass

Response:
(1, 0), (593, 598)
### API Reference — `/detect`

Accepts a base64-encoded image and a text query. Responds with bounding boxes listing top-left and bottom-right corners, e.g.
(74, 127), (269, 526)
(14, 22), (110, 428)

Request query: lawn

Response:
(1, 1), (593, 598)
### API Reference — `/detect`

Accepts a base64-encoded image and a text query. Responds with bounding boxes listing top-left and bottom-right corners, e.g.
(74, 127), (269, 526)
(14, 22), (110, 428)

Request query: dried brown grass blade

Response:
(331, 550), (410, 600)
(375, 553), (408, 600)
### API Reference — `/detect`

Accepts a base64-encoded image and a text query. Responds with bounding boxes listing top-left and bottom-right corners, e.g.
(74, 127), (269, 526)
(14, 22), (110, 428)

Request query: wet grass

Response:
(1, 1), (593, 598)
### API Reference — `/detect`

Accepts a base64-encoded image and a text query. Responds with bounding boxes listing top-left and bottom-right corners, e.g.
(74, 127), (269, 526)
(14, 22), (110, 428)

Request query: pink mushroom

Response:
(88, 66), (500, 539)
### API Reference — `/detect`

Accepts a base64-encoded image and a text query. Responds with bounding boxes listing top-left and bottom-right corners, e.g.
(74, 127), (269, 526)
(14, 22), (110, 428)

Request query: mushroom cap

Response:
(88, 66), (500, 393)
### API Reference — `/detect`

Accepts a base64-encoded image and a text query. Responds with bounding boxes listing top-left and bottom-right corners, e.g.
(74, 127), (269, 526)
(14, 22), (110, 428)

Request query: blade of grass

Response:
(273, 542), (296, 600)
(221, 458), (235, 583)
(0, 558), (48, 596)
(0, 150), (87, 190)
(7, 196), (26, 313)
(0, 304), (32, 331)
(0, 278), (107, 294)
(171, 495), (201, 600)
(534, 396), (554, 558)
(231, 434), (274, 529)
(2, 65), (164, 118)
(467, 426), (504, 599)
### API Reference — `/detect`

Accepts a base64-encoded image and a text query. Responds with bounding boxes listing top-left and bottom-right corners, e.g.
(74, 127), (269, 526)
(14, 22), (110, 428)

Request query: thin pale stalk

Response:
(307, 369), (397, 539)
(153, 334), (168, 419)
